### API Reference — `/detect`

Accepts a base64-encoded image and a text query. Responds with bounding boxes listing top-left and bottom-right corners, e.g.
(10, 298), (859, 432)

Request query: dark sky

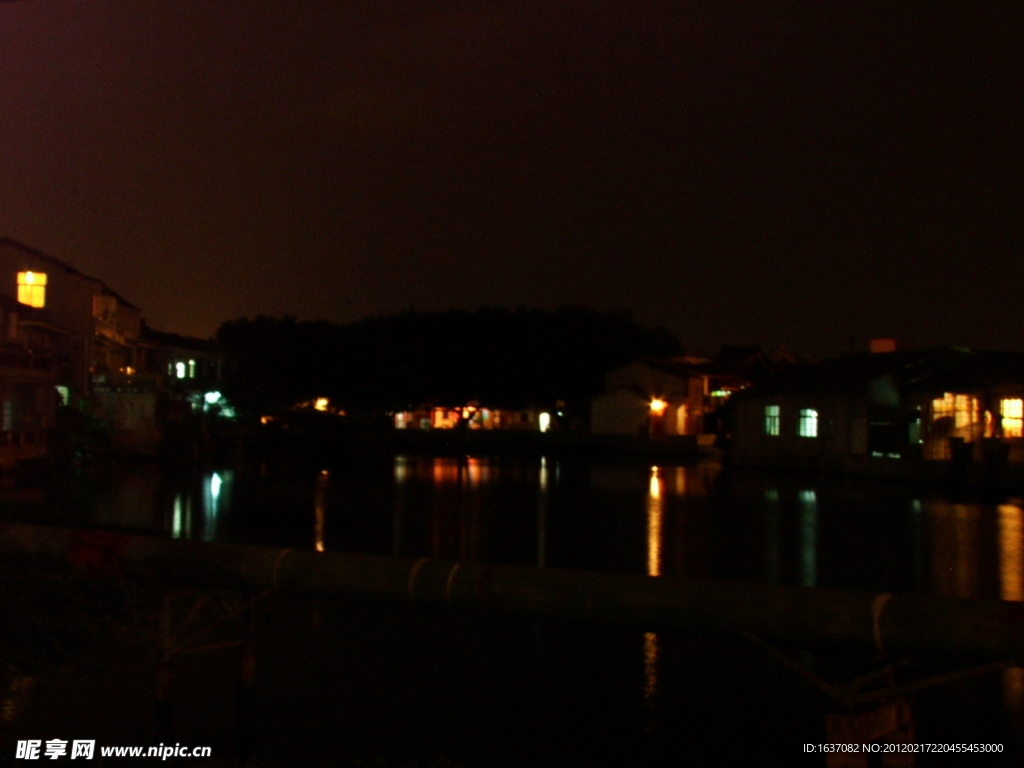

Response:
(2, 2), (1022, 357)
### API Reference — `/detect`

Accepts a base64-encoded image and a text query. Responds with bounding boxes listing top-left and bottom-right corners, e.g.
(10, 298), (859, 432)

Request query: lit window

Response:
(539, 412), (551, 432)
(175, 362), (186, 379)
(1002, 398), (1024, 438)
(798, 408), (818, 438)
(17, 271), (47, 308)
(188, 359), (196, 378)
(954, 395), (975, 428)
(932, 393), (953, 421)
(931, 392), (978, 429)
(764, 405), (780, 436)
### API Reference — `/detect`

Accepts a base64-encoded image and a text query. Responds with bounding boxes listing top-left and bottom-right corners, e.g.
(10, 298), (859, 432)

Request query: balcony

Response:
(91, 370), (161, 394)
(0, 349), (55, 379)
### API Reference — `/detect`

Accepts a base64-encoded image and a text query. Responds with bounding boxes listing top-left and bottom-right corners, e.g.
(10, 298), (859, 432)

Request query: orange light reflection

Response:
(647, 467), (662, 577)
(314, 470), (328, 552)
(998, 504), (1024, 601)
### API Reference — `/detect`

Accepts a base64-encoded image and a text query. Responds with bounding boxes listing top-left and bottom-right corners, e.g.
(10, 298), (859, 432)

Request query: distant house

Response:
(139, 323), (223, 395)
(0, 238), (162, 455)
(590, 349), (759, 443)
(0, 238), (145, 398)
(393, 404), (551, 432)
(135, 324), (226, 448)
(0, 238), (224, 460)
(911, 352), (1024, 465)
(725, 348), (1024, 473)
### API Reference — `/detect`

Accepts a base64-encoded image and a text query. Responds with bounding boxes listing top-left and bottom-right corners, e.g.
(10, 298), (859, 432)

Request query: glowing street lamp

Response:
(649, 398), (668, 439)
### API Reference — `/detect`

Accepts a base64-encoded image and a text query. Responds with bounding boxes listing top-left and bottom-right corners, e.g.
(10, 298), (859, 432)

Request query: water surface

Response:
(11, 455), (1023, 764)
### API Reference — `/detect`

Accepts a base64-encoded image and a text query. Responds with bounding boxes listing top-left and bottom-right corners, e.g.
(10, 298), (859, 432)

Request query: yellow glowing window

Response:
(954, 395), (976, 428)
(932, 392), (978, 429)
(17, 271), (47, 308)
(932, 393), (953, 421)
(1002, 399), (1024, 438)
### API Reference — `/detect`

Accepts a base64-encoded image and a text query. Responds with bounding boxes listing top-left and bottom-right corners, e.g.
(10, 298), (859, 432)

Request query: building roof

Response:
(914, 350), (1024, 393)
(139, 321), (221, 353)
(0, 236), (140, 310)
(734, 348), (977, 398)
(628, 349), (765, 387)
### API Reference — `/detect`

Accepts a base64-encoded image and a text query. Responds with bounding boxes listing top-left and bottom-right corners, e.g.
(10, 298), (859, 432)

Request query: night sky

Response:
(2, 2), (1021, 357)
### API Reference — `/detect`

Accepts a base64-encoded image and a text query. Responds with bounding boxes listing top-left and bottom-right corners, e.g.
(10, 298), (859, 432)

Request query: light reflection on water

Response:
(997, 503), (1024, 726)
(646, 466), (662, 578)
(314, 470), (328, 552)
(930, 502), (979, 599)
(763, 487), (780, 585)
(645, 467), (662, 712)
(68, 456), (1024, 602)
(169, 469), (234, 542)
(537, 456), (548, 568)
(998, 504), (1024, 602)
(642, 630), (658, 712)
(798, 489), (817, 588)
(43, 456), (1024, 755)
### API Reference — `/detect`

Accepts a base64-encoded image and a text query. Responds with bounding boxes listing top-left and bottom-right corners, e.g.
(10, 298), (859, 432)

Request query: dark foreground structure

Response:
(3, 521), (1022, 661)
(4, 522), (1023, 766)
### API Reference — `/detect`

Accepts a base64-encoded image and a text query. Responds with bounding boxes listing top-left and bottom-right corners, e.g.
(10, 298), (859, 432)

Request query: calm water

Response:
(60, 455), (1024, 601)
(15, 456), (1024, 764)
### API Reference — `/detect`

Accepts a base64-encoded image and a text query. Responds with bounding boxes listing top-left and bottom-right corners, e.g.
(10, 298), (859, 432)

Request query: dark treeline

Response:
(216, 307), (681, 415)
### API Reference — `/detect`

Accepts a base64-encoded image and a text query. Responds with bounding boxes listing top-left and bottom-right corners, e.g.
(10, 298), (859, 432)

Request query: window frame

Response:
(1001, 398), (1023, 438)
(798, 408), (819, 438)
(17, 271), (47, 308)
